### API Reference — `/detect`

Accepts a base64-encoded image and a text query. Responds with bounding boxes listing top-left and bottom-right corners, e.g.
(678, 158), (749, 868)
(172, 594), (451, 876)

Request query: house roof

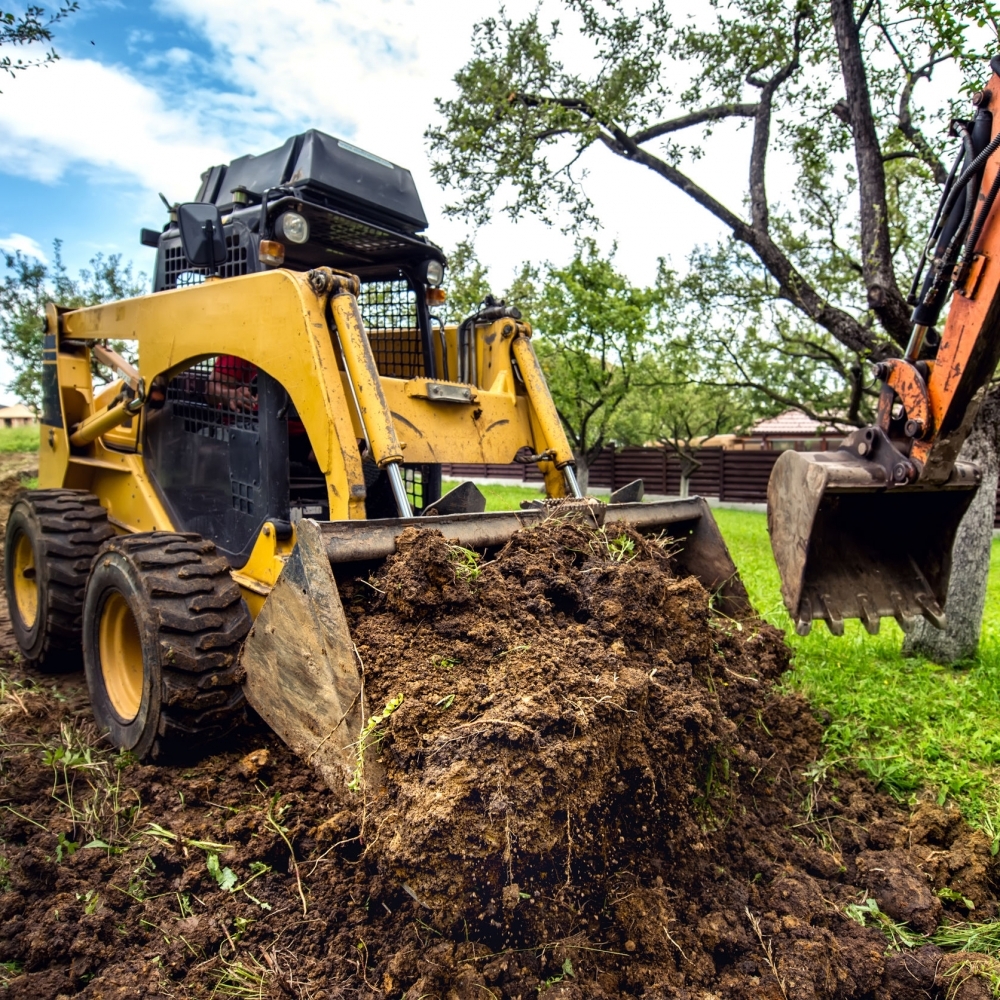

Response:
(0, 403), (36, 418)
(749, 409), (846, 436)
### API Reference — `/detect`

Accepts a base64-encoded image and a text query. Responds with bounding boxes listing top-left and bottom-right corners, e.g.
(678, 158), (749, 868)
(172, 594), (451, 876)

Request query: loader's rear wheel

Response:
(82, 532), (251, 760)
(4, 490), (114, 670)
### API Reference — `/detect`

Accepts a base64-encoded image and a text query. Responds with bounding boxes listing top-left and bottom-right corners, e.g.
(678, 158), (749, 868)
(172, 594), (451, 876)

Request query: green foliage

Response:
(843, 896), (925, 949)
(0, 425), (39, 452)
(348, 693), (404, 793)
(678, 242), (877, 427)
(538, 957), (575, 992)
(938, 886), (976, 910)
(0, 4), (78, 81)
(207, 853), (238, 892)
(0, 241), (146, 410)
(449, 545), (483, 582)
(933, 918), (1000, 956)
(529, 240), (665, 466)
(615, 343), (762, 454)
(443, 238), (493, 324)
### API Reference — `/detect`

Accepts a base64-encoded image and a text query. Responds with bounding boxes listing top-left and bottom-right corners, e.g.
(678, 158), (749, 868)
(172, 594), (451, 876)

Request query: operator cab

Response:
(141, 131), (448, 564)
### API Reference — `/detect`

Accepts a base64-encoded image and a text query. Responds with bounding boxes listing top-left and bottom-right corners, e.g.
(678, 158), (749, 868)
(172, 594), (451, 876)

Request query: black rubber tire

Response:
(3, 489), (114, 671)
(82, 531), (251, 761)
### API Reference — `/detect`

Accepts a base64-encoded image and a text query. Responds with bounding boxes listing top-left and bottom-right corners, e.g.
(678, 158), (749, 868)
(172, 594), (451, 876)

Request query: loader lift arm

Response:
(768, 57), (1000, 637)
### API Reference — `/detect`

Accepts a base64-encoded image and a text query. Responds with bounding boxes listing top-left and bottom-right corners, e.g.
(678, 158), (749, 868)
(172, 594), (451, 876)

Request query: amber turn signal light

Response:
(259, 240), (285, 266)
(426, 287), (447, 306)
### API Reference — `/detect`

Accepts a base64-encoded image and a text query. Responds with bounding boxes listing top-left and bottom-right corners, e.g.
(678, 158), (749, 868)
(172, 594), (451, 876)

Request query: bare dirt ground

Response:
(1, 475), (1000, 998)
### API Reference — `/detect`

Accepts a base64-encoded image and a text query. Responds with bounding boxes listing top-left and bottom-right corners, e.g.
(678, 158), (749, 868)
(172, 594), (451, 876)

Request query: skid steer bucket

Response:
(767, 449), (980, 636)
(241, 496), (747, 785)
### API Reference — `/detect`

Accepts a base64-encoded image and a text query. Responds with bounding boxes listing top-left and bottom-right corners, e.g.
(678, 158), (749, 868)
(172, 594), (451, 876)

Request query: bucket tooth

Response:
(916, 592), (947, 630)
(890, 592), (918, 633)
(795, 596), (813, 637)
(609, 479), (645, 505)
(423, 481), (486, 517)
(857, 595), (881, 635)
(821, 595), (845, 636)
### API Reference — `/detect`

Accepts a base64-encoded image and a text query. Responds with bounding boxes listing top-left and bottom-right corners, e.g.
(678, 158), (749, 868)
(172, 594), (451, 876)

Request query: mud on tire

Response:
(82, 531), (251, 761)
(4, 489), (115, 670)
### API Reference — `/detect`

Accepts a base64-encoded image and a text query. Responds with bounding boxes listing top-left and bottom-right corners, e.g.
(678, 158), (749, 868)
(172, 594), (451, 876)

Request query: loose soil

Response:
(1, 476), (999, 998)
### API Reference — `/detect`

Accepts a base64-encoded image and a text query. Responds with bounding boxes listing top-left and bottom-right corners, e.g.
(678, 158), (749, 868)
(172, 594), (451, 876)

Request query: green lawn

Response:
(460, 480), (1000, 829)
(0, 425), (40, 453)
(716, 507), (1000, 833)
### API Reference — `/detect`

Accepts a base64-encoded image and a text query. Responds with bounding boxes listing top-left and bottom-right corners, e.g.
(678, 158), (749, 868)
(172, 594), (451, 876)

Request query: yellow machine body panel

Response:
(38, 267), (569, 616)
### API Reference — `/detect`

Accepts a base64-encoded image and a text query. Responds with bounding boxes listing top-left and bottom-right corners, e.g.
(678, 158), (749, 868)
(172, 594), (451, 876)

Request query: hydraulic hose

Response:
(911, 108), (995, 329)
(955, 161), (1000, 288)
(906, 139), (967, 306)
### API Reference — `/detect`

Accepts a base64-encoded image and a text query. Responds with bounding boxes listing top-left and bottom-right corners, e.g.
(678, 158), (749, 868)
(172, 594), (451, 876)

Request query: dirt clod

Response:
(1, 514), (999, 997)
(237, 747), (271, 780)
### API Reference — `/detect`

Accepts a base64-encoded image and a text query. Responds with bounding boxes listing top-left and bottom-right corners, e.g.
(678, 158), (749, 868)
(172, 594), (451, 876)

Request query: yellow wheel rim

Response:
(11, 532), (38, 630)
(98, 591), (144, 721)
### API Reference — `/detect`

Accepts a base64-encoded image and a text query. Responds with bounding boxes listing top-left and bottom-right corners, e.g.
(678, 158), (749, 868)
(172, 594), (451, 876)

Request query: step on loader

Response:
(4, 130), (747, 784)
(768, 58), (1000, 638)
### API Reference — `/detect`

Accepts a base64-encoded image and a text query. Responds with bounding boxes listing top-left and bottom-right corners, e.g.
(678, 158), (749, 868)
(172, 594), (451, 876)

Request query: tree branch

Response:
(630, 103), (759, 144)
(831, 0), (912, 345)
(746, 15), (804, 236)
(893, 48), (950, 185)
(596, 130), (877, 356)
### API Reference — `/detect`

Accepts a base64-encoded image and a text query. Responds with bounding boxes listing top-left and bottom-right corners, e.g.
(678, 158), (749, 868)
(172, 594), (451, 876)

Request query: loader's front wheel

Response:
(82, 532), (251, 760)
(4, 490), (114, 670)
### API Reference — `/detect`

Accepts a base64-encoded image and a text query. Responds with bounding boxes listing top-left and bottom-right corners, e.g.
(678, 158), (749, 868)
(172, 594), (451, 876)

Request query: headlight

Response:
(276, 211), (309, 245)
(424, 259), (444, 287)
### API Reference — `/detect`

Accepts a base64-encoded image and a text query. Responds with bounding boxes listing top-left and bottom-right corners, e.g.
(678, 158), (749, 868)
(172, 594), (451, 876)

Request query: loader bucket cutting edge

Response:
(240, 497), (748, 787)
(767, 449), (979, 636)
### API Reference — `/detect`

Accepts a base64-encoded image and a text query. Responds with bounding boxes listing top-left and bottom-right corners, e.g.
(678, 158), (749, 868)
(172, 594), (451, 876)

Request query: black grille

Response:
(312, 214), (415, 257)
(162, 234), (249, 290)
(402, 463), (441, 514)
(402, 465), (424, 511)
(358, 276), (424, 378)
(166, 357), (258, 435)
(232, 479), (255, 515)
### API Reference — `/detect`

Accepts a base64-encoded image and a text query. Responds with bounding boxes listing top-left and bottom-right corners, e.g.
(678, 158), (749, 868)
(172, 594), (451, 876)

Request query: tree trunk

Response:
(573, 452), (591, 493)
(903, 386), (1000, 663)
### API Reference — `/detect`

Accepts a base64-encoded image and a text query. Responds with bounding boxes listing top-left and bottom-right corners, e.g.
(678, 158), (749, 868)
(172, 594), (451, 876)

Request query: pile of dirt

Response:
(1, 506), (1000, 998)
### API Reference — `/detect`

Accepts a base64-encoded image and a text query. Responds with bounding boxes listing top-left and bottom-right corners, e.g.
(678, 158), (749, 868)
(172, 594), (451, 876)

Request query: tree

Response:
(517, 240), (664, 489)
(0, 4), (78, 83)
(442, 239), (492, 325)
(614, 348), (761, 497)
(0, 241), (146, 410)
(445, 240), (675, 489)
(429, 0), (1000, 661)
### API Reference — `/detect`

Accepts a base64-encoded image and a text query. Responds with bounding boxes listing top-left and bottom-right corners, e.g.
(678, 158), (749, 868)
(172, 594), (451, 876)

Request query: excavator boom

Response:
(768, 58), (1000, 635)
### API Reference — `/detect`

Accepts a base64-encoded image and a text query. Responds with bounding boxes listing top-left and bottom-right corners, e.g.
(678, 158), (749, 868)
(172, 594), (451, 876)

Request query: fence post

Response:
(718, 451), (725, 502)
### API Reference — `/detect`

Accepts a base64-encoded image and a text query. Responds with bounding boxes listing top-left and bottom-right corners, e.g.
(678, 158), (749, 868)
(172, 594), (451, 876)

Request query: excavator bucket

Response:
(767, 449), (979, 636)
(241, 495), (748, 785)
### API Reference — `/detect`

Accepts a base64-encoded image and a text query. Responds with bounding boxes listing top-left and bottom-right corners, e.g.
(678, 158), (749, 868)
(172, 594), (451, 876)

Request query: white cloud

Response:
(0, 57), (236, 197)
(0, 0), (762, 287)
(0, 233), (48, 262)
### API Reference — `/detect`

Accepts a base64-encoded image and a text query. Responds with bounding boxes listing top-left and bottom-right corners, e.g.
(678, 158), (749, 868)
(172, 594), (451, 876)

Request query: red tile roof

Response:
(749, 409), (847, 436)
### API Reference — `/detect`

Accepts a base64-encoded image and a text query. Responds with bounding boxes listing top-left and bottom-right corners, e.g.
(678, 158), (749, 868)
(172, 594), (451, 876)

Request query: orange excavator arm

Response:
(768, 58), (1000, 636)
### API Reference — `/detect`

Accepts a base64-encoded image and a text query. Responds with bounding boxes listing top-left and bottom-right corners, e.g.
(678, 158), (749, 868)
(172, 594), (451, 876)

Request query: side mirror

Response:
(177, 202), (227, 270)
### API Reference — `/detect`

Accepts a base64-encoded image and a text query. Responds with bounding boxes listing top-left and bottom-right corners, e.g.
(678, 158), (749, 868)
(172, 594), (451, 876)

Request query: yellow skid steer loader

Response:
(4, 131), (746, 784)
